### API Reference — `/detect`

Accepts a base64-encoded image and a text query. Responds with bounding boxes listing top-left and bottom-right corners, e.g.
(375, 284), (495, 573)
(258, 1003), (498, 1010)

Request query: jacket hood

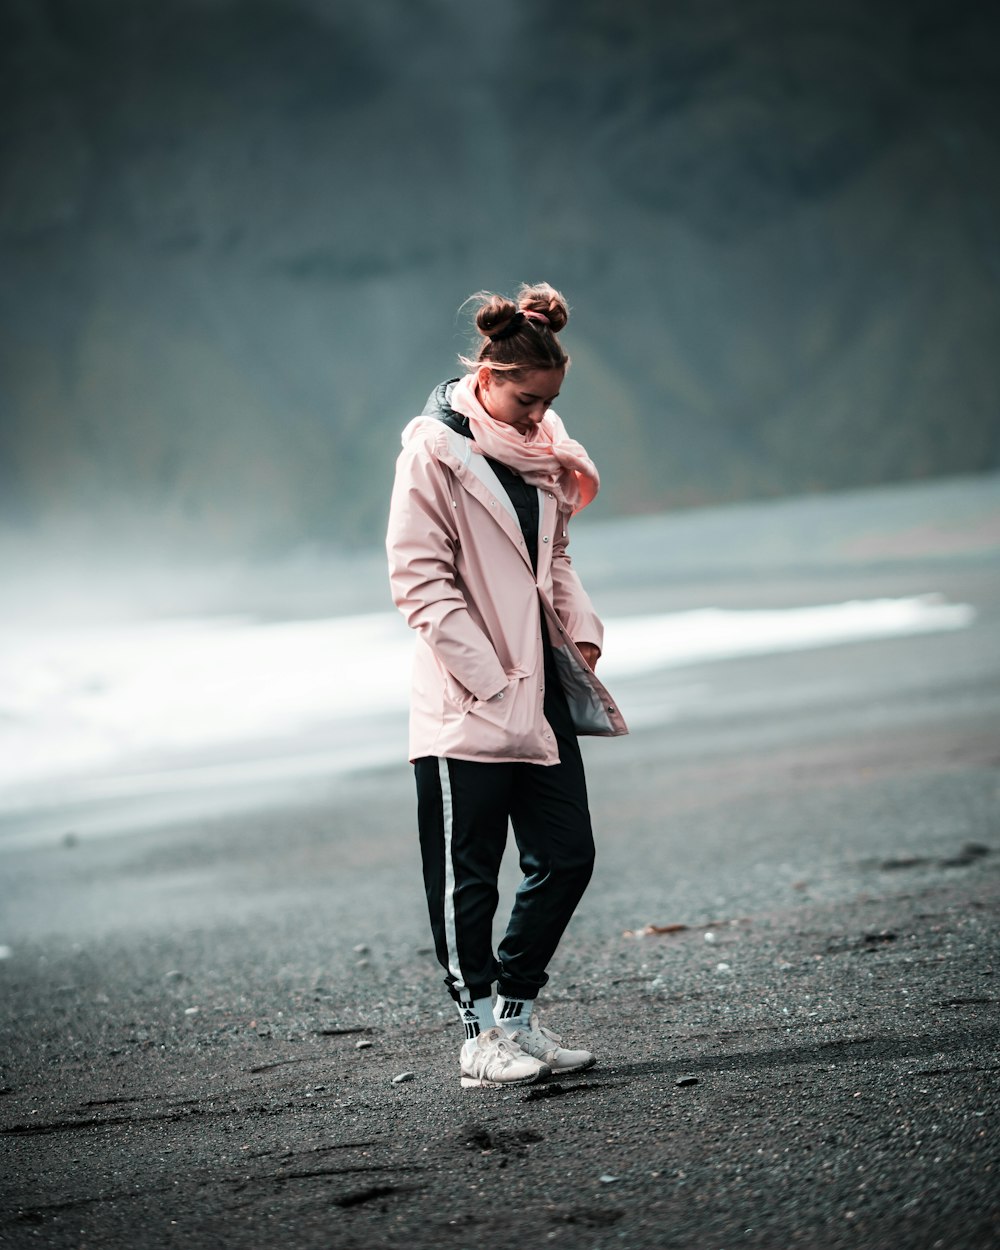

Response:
(421, 378), (460, 420)
(401, 378), (469, 447)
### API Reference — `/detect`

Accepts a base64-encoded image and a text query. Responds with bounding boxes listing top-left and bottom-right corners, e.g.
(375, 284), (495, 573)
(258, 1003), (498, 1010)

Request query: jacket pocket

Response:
(441, 669), (478, 716)
(467, 666), (528, 717)
(442, 663), (526, 721)
(461, 672), (547, 758)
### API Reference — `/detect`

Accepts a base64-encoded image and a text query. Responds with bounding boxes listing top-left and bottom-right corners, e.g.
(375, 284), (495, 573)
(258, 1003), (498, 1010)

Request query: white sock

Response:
(456, 995), (496, 1042)
(494, 994), (534, 1032)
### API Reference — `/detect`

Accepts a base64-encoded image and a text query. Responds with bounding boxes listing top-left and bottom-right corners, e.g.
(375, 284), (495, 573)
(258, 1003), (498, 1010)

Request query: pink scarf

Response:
(449, 374), (599, 514)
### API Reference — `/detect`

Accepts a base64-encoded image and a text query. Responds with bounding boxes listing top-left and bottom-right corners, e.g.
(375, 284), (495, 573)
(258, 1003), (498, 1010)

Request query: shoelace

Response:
(515, 1023), (562, 1053)
(485, 1034), (525, 1069)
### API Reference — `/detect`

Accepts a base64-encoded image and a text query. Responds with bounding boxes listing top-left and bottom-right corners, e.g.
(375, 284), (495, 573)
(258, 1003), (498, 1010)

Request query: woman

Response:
(386, 282), (627, 1088)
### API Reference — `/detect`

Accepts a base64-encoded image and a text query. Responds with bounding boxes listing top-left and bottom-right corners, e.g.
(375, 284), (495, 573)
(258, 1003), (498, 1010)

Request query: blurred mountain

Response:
(1, 0), (998, 557)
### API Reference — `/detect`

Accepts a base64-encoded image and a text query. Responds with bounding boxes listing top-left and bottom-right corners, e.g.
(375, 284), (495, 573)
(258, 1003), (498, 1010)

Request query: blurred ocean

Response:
(0, 473), (995, 845)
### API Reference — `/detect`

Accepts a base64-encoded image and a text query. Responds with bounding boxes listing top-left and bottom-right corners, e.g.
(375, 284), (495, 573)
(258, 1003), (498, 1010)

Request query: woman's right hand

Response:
(577, 642), (600, 672)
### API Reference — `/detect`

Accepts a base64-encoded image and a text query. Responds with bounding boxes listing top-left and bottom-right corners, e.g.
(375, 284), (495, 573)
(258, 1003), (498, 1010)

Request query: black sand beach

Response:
(2, 489), (999, 1249)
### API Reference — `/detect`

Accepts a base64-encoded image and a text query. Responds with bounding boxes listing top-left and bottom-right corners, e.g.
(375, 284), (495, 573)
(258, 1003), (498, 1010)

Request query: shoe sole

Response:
(548, 1056), (597, 1076)
(459, 1065), (552, 1089)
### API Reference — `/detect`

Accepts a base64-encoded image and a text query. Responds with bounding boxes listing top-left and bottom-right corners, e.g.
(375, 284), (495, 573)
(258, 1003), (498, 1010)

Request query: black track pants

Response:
(414, 679), (595, 1003)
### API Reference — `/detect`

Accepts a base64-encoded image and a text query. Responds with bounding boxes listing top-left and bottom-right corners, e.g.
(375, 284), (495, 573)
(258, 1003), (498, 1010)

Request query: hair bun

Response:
(474, 294), (521, 339)
(460, 283), (571, 374)
(518, 282), (569, 334)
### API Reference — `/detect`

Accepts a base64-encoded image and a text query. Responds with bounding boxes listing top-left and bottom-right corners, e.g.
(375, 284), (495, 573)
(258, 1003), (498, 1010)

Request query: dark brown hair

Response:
(460, 282), (570, 377)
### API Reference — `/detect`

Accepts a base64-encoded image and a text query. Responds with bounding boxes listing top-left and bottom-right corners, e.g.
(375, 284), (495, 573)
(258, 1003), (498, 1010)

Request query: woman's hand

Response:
(577, 642), (600, 672)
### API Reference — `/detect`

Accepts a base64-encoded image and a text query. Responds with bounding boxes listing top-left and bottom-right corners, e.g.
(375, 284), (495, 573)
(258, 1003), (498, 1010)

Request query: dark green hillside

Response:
(1, 0), (998, 555)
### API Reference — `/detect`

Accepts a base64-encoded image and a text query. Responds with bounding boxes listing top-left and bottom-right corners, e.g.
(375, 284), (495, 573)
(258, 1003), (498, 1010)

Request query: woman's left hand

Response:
(577, 642), (600, 672)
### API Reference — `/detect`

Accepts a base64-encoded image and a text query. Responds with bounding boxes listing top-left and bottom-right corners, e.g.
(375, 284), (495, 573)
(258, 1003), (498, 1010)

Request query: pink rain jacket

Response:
(387, 413), (629, 765)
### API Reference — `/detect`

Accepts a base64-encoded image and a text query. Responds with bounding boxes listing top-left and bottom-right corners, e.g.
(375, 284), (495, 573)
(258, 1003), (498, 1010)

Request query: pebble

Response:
(356, 1039), (374, 1050)
(704, 931), (716, 943)
(353, 944), (370, 954)
(676, 1076), (699, 1087)
(599, 1174), (619, 1184)
(184, 1006), (199, 1016)
(0, 946), (12, 961)
(392, 1071), (415, 1084)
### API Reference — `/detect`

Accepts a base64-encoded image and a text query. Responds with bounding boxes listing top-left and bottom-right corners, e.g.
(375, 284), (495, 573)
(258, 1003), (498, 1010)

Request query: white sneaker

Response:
(506, 1013), (596, 1075)
(460, 1026), (551, 1088)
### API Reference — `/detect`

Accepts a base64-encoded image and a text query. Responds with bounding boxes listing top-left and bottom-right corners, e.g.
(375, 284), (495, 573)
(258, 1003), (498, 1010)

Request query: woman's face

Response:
(477, 367), (564, 435)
